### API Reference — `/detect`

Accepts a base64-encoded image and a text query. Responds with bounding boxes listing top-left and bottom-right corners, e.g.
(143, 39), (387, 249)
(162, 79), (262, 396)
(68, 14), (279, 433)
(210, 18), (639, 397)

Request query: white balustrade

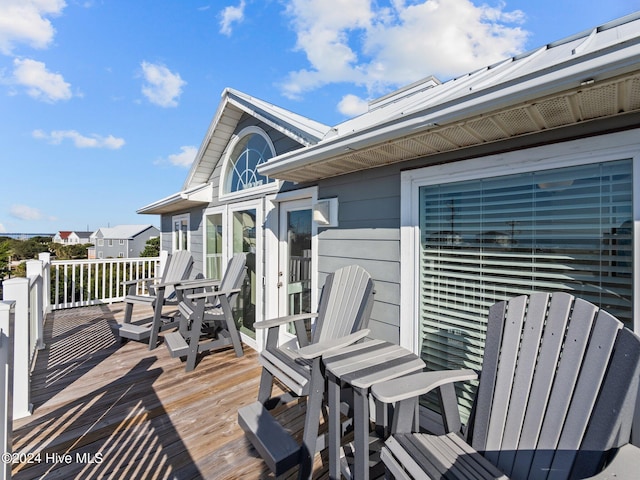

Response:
(50, 255), (162, 310)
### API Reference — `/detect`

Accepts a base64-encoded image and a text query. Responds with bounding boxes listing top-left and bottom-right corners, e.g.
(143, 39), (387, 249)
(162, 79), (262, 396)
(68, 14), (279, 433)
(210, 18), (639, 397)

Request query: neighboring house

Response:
(139, 7), (640, 390)
(52, 231), (93, 245)
(91, 225), (160, 259)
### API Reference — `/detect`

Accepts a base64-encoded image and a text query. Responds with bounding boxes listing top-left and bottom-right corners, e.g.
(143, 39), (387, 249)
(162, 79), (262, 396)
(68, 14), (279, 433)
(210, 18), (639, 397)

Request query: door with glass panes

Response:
(278, 200), (313, 319)
(204, 201), (262, 342)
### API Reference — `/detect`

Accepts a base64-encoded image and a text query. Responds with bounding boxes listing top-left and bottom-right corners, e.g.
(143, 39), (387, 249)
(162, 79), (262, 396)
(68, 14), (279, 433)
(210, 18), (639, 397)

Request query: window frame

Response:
(172, 214), (190, 251)
(400, 132), (640, 355)
(218, 126), (279, 202)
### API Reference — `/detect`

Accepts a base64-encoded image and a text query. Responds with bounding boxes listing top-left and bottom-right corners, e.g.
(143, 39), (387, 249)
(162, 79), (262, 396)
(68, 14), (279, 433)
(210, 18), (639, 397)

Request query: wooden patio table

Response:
(323, 339), (425, 480)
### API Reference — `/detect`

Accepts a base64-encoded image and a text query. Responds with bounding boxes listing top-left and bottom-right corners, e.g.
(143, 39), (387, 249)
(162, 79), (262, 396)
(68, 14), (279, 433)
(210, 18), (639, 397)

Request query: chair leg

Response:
(298, 357), (324, 480)
(148, 288), (166, 350)
(258, 368), (275, 405)
(220, 296), (243, 357)
(123, 300), (134, 324)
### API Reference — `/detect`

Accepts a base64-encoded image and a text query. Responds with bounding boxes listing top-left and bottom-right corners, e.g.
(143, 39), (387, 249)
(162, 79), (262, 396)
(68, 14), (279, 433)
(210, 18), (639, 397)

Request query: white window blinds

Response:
(419, 159), (633, 417)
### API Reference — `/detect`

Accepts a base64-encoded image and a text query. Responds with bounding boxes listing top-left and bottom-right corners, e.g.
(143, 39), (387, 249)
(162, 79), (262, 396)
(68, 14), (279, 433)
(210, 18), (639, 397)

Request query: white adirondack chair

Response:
(117, 250), (193, 349)
(372, 292), (640, 480)
(238, 264), (375, 479)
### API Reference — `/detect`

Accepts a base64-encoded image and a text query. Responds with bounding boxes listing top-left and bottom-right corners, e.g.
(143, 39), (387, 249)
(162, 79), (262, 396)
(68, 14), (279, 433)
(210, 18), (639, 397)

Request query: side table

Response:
(323, 339), (425, 480)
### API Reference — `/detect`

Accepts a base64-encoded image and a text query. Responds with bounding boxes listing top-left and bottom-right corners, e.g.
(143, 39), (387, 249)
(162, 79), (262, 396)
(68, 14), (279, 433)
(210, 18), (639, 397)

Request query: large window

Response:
(222, 128), (275, 195)
(417, 159), (633, 418)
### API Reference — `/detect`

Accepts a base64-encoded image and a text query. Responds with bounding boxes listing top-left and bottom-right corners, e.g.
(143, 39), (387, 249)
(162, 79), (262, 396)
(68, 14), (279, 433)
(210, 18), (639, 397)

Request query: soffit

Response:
(265, 72), (640, 183)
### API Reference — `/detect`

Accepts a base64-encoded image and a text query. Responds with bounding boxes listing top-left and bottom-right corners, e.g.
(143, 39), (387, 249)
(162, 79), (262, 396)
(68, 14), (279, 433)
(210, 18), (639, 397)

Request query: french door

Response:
(204, 200), (263, 345)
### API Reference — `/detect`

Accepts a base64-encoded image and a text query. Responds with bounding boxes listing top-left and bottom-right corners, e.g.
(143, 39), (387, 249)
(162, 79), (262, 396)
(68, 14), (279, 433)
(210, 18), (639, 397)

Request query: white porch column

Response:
(38, 252), (51, 315)
(25, 260), (45, 351)
(2, 278), (33, 419)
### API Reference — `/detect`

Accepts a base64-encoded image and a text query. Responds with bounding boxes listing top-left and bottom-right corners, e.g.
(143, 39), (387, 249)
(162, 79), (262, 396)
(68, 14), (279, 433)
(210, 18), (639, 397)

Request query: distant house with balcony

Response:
(52, 230), (93, 245)
(91, 225), (159, 259)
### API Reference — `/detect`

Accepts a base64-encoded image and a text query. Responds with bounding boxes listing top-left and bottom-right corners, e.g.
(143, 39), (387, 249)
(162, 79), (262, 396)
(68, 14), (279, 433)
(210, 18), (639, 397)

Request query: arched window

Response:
(222, 127), (276, 195)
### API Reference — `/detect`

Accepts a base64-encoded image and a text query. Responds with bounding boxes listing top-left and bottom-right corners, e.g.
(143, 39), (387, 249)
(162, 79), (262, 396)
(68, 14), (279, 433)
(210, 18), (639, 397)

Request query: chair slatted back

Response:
(161, 250), (193, 297)
(220, 253), (247, 291)
(312, 265), (375, 344)
(470, 292), (640, 480)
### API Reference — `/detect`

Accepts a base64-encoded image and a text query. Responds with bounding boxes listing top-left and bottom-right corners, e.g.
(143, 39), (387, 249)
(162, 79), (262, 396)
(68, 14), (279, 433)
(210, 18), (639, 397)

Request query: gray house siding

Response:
(314, 167), (402, 343)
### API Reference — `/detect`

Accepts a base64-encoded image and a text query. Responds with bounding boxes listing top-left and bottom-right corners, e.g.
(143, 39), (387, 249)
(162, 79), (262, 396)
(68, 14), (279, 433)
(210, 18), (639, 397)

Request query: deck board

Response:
(10, 304), (330, 479)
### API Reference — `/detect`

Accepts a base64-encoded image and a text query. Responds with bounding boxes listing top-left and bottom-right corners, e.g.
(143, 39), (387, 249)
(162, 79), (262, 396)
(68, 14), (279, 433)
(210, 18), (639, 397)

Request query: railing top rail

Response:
(51, 256), (160, 266)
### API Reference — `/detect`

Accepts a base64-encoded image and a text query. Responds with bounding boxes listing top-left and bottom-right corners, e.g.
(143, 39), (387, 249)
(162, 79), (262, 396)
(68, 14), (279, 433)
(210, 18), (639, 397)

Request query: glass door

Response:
(204, 212), (223, 280)
(278, 200), (313, 318)
(233, 207), (258, 338)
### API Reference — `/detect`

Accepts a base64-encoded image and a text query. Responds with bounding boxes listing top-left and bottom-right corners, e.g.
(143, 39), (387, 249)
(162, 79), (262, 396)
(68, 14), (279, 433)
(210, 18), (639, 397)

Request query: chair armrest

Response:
(175, 278), (221, 290)
(586, 444), (640, 479)
(186, 287), (241, 301)
(371, 370), (477, 404)
(253, 312), (319, 330)
(296, 329), (371, 359)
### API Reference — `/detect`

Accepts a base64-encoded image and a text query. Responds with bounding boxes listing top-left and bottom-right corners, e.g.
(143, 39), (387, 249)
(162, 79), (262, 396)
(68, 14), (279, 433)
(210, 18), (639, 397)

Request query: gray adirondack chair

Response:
(163, 253), (246, 372)
(117, 250), (194, 349)
(371, 292), (640, 480)
(238, 264), (375, 479)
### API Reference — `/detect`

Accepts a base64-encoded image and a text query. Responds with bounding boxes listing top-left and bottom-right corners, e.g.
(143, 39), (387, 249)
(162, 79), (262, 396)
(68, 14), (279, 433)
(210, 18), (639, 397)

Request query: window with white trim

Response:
(222, 127), (276, 196)
(172, 214), (189, 251)
(415, 158), (633, 419)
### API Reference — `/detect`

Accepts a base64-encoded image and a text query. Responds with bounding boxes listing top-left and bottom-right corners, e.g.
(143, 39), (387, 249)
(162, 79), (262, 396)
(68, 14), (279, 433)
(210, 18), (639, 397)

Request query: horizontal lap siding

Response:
(317, 168), (402, 344)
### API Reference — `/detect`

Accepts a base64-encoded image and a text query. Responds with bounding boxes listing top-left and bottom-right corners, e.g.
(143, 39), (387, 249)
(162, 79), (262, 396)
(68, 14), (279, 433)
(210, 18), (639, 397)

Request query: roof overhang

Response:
(137, 183), (213, 215)
(260, 39), (640, 183)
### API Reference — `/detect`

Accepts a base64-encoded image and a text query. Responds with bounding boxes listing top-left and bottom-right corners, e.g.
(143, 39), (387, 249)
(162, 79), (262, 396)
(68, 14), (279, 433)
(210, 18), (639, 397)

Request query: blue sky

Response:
(1, 0), (639, 234)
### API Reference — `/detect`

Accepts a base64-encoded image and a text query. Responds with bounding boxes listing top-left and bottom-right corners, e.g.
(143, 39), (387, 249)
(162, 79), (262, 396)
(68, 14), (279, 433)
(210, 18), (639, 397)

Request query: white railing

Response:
(0, 301), (14, 480)
(0, 251), (166, 479)
(50, 253), (164, 310)
(1, 252), (52, 421)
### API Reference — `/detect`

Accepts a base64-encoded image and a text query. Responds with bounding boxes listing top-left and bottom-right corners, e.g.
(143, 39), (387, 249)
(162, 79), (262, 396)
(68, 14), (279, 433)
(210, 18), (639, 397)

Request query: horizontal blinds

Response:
(419, 159), (633, 418)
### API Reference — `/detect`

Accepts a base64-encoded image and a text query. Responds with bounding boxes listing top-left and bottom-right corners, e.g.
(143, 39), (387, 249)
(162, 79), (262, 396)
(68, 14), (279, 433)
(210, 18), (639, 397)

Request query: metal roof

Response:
(93, 224), (158, 239)
(260, 12), (640, 183)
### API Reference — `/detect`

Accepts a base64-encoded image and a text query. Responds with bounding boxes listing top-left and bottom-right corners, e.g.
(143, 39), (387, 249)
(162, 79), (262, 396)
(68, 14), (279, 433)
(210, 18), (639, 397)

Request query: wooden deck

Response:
(11, 304), (330, 479)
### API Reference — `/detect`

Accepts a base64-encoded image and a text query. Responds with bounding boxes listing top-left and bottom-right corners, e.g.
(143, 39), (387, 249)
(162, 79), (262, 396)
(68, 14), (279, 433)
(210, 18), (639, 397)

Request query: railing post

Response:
(1, 279), (32, 419)
(26, 260), (45, 351)
(0, 301), (14, 480)
(38, 252), (51, 315)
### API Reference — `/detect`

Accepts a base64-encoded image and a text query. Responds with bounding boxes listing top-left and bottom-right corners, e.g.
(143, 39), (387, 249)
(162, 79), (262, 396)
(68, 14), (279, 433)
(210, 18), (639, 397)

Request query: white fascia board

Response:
(182, 89), (237, 190)
(137, 183), (212, 215)
(259, 42), (640, 179)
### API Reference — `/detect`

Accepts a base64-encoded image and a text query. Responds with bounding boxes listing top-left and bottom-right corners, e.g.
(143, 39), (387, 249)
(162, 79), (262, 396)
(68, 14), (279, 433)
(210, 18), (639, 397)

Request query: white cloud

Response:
(140, 61), (186, 108)
(281, 0), (528, 99)
(0, 0), (66, 55)
(10, 204), (56, 222)
(12, 57), (72, 102)
(0, 223), (6, 233)
(219, 1), (246, 36)
(32, 129), (125, 149)
(337, 94), (369, 117)
(167, 146), (197, 168)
